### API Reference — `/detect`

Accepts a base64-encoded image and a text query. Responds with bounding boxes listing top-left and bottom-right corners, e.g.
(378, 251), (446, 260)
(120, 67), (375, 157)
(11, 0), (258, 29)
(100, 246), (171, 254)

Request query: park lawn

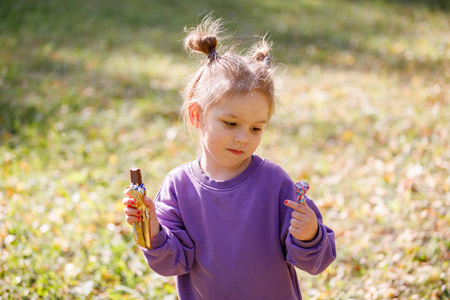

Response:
(1, 0), (449, 299)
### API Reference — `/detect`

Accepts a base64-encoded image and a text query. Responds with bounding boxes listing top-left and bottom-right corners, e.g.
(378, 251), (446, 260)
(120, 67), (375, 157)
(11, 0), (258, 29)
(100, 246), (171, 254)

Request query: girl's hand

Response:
(284, 199), (318, 242)
(123, 191), (160, 239)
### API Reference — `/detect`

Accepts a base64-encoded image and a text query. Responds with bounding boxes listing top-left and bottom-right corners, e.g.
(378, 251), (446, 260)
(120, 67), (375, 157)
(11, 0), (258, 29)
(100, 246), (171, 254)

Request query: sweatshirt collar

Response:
(191, 154), (264, 190)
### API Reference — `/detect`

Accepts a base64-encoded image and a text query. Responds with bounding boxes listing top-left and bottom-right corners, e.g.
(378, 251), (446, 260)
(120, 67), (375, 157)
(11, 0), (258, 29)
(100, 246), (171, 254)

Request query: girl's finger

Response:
(124, 206), (141, 217)
(290, 217), (303, 229)
(126, 215), (142, 225)
(286, 200), (309, 215)
(291, 210), (303, 220)
(288, 226), (302, 238)
(122, 197), (135, 206)
(284, 200), (301, 210)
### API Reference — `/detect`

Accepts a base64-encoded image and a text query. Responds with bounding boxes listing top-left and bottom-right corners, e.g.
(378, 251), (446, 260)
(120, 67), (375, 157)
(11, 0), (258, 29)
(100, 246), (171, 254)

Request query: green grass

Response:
(1, 0), (449, 299)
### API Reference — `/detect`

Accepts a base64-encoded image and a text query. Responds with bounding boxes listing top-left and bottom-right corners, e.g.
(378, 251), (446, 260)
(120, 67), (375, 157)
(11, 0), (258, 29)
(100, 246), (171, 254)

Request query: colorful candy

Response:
(295, 181), (309, 204)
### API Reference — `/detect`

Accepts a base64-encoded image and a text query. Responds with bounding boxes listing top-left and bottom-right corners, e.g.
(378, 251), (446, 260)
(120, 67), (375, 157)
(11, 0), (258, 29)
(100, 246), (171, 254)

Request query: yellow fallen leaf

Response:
(105, 211), (116, 223)
(342, 130), (353, 142)
(108, 154), (118, 166)
(15, 182), (25, 192)
(87, 223), (97, 233)
(19, 161), (30, 172)
(115, 200), (124, 213)
(0, 223), (7, 239)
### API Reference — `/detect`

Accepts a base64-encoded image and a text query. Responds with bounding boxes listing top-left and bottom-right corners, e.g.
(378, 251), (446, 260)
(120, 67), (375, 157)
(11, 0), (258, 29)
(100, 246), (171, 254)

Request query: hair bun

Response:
(184, 16), (222, 59)
(253, 50), (268, 62)
(251, 39), (272, 68)
(185, 34), (217, 56)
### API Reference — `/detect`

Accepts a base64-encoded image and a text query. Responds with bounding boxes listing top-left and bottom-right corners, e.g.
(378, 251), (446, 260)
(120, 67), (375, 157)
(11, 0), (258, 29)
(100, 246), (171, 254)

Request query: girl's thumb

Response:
(144, 196), (153, 207)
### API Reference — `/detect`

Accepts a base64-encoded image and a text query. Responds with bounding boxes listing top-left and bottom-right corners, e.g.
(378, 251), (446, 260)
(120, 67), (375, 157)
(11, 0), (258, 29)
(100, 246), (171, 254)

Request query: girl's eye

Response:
(251, 127), (262, 132)
(224, 121), (237, 126)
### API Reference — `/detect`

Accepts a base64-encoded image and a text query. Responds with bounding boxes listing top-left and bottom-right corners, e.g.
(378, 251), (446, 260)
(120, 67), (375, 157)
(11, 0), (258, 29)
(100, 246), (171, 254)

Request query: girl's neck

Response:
(199, 155), (253, 181)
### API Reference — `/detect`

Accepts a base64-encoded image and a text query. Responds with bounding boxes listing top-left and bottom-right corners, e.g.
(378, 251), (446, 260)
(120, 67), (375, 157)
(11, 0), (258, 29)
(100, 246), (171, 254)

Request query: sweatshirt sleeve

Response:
(139, 174), (195, 277)
(281, 190), (337, 275)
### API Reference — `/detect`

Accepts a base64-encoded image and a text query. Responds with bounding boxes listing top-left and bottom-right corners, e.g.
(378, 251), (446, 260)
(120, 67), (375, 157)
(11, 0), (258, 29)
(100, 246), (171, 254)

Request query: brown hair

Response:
(181, 16), (277, 128)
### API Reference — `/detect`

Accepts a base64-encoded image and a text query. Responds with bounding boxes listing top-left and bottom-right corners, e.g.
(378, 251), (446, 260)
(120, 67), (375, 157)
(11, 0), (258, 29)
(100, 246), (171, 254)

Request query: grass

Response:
(1, 0), (449, 299)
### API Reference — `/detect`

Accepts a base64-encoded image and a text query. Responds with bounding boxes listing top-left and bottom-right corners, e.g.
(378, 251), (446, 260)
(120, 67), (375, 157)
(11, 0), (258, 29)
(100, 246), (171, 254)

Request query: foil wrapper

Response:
(125, 168), (151, 249)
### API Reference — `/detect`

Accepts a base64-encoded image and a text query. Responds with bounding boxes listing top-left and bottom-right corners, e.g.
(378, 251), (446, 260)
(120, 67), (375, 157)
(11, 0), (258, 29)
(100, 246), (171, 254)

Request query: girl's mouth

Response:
(227, 148), (244, 155)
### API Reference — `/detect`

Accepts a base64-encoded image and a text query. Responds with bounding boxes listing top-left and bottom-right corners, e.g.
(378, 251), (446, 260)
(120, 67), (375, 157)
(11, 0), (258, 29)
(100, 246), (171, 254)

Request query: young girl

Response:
(123, 18), (336, 300)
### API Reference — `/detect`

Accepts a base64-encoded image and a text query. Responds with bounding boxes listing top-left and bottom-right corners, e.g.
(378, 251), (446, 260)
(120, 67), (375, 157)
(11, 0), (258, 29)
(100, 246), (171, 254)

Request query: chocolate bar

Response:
(130, 168), (142, 185)
(126, 168), (151, 249)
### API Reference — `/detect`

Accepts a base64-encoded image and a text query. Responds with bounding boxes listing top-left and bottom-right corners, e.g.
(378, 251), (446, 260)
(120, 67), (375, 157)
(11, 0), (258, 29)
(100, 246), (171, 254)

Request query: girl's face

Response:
(197, 90), (270, 180)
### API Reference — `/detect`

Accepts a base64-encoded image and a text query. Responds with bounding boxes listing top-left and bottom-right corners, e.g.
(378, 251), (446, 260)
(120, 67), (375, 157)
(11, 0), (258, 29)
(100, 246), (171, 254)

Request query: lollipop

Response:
(295, 181), (309, 204)
(125, 168), (152, 249)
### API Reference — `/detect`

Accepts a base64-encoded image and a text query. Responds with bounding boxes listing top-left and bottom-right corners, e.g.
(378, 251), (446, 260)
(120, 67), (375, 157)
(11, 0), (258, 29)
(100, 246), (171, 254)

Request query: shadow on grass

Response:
(362, 0), (449, 11)
(0, 49), (180, 141)
(0, 0), (447, 138)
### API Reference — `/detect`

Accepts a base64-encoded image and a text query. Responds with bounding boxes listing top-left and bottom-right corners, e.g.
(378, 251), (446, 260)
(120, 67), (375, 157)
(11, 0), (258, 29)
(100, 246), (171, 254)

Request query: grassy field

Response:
(1, 0), (449, 299)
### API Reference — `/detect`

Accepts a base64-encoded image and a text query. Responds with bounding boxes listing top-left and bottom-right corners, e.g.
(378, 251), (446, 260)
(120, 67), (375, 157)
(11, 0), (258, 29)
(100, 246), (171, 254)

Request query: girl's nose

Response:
(234, 130), (249, 144)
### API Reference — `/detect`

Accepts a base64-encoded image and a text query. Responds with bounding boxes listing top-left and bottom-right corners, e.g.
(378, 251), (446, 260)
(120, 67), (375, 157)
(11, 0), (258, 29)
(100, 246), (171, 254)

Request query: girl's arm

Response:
(138, 192), (196, 276)
(282, 195), (336, 275)
(123, 177), (195, 276)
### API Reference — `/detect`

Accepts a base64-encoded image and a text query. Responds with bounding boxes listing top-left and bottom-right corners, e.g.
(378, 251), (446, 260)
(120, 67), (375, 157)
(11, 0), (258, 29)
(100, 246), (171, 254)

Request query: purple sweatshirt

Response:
(141, 155), (336, 299)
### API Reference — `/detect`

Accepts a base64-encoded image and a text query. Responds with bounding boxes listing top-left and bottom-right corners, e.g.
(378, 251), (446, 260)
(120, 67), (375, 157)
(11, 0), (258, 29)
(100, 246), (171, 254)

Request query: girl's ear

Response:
(188, 102), (201, 128)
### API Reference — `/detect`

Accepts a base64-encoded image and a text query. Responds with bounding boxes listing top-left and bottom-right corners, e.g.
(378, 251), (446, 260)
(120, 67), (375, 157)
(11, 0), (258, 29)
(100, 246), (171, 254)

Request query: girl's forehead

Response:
(220, 91), (270, 108)
(209, 91), (271, 119)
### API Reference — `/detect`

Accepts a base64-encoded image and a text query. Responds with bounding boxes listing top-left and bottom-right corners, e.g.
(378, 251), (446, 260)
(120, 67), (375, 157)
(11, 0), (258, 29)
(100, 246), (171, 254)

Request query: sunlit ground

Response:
(1, 0), (449, 299)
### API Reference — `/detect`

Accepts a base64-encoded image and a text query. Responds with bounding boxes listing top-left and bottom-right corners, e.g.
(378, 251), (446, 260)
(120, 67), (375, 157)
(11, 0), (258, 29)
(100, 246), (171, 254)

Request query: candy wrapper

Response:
(295, 181), (309, 204)
(125, 168), (152, 249)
